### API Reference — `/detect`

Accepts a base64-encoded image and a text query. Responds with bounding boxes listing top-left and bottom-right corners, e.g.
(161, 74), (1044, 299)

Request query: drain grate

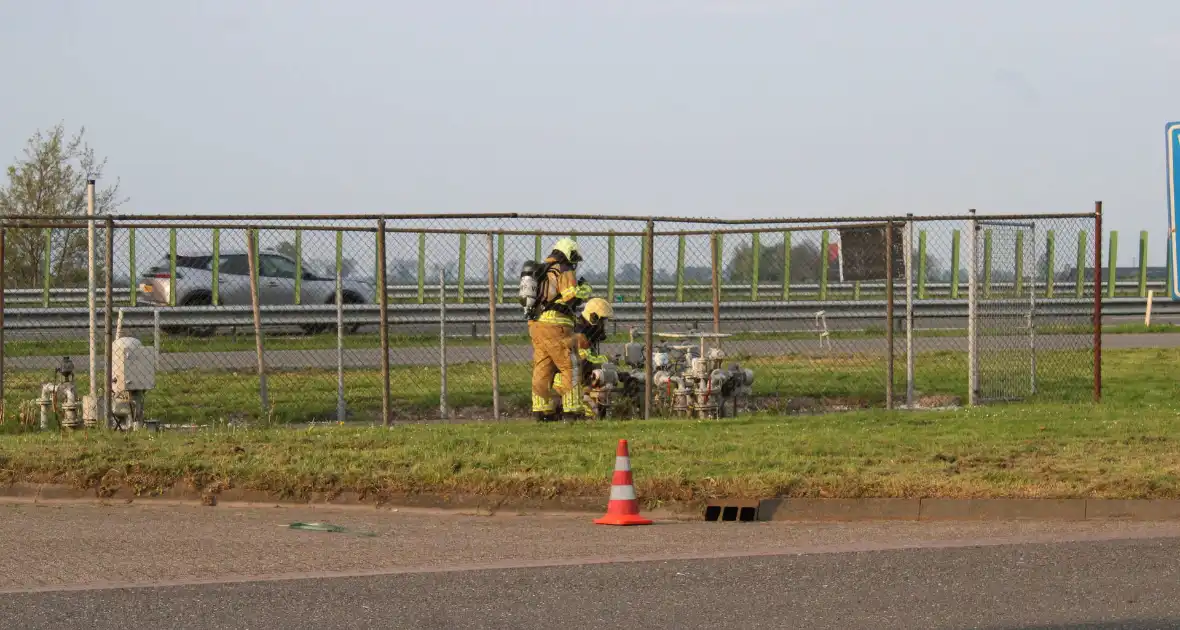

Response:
(704, 502), (759, 522)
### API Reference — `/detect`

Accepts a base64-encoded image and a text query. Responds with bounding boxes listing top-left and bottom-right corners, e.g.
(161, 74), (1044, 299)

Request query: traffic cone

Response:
(594, 439), (653, 526)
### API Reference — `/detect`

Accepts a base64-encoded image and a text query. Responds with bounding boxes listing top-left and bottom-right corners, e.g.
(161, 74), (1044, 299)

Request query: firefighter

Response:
(530, 238), (592, 422)
(553, 297), (614, 418)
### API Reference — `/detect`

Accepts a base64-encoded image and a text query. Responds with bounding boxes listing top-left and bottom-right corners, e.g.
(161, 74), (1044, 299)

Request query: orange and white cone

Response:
(594, 439), (653, 526)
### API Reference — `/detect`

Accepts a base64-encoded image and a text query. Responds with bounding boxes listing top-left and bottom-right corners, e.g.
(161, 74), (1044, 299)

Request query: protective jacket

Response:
(535, 257), (590, 327)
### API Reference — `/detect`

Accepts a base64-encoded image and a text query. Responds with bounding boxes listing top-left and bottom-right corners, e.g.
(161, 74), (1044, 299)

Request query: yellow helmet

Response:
(550, 237), (582, 264)
(581, 297), (613, 325)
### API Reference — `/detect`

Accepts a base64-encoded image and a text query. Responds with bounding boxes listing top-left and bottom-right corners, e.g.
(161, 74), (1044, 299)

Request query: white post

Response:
(439, 268), (448, 420)
(904, 215), (915, 407)
(967, 210), (979, 406)
(86, 179), (98, 425)
(1146, 290), (1155, 327)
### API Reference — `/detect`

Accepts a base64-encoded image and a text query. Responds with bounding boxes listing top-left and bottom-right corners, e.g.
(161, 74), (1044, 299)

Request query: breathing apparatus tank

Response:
(518, 260), (546, 318)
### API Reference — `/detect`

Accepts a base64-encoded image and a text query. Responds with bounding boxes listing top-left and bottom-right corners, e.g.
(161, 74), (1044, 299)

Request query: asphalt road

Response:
(3, 504), (1180, 629)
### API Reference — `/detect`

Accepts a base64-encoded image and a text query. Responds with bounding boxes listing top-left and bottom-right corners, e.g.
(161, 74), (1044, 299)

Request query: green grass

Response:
(0, 348), (1173, 504)
(1, 398), (1179, 503)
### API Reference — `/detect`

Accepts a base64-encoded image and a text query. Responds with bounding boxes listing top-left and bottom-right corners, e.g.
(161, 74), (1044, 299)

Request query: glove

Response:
(573, 282), (592, 300)
(584, 352), (609, 365)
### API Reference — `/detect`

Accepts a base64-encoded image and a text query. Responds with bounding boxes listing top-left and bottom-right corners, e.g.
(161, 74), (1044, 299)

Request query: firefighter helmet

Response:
(581, 297), (613, 325)
(550, 238), (582, 264)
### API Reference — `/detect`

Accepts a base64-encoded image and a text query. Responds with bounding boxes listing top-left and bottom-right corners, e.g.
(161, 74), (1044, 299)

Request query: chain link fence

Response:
(0, 209), (1101, 430)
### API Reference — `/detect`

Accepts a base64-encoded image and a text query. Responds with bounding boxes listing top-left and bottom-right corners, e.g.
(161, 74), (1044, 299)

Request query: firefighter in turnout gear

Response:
(528, 238), (592, 422)
(552, 297), (614, 418)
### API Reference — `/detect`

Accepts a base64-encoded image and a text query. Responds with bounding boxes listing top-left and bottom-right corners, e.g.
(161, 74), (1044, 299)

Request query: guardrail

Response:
(4, 279), (1171, 306)
(1, 297), (1154, 331)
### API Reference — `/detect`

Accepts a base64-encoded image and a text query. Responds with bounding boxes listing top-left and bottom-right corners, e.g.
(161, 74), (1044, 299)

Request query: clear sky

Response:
(2, 0), (1178, 264)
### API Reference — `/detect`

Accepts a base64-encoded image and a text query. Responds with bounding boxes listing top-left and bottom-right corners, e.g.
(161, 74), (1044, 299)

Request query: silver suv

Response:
(137, 250), (375, 336)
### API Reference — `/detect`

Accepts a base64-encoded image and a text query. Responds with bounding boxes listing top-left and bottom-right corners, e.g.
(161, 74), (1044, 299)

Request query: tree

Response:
(726, 239), (827, 284)
(0, 123), (127, 288)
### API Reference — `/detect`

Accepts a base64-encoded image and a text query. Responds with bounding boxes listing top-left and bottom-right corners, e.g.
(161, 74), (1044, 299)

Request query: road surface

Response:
(3, 503), (1180, 629)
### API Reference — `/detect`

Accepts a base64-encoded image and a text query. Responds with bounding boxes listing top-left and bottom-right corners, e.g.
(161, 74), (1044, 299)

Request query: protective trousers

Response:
(529, 321), (582, 414)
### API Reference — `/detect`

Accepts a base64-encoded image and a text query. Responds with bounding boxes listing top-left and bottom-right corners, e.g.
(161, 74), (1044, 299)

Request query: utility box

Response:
(112, 337), (157, 392)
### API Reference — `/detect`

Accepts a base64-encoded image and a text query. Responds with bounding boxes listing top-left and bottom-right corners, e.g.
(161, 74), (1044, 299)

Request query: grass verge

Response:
(1, 403), (1179, 503)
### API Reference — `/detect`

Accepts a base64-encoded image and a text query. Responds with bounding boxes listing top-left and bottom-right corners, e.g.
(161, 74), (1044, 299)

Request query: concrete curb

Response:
(0, 482), (696, 519)
(7, 484), (1180, 522)
(756, 498), (1180, 522)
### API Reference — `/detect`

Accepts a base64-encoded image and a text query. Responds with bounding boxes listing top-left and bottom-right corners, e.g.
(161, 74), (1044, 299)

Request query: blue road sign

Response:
(1169, 122), (1180, 300)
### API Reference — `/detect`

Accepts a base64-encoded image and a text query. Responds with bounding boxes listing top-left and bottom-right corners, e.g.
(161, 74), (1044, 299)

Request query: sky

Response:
(2, 0), (1179, 266)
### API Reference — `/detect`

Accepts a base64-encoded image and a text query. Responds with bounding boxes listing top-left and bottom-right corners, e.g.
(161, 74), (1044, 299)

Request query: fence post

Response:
(128, 227), (137, 307)
(0, 228), (6, 421)
(904, 217), (914, 407)
(336, 230), (345, 424)
(377, 219), (391, 426)
(1139, 230), (1149, 298)
(457, 233), (467, 304)
(487, 233), (501, 420)
(42, 228), (51, 307)
(439, 267), (448, 420)
(1015, 230), (1025, 297)
(1045, 230), (1056, 298)
(968, 210), (979, 407)
(211, 228), (220, 305)
(676, 234), (686, 302)
(640, 234), (648, 301)
(917, 229), (928, 299)
(819, 230), (830, 301)
(245, 228), (269, 417)
(950, 229), (961, 299)
(716, 234), (724, 300)
(782, 231), (791, 301)
(86, 180), (98, 426)
(884, 220), (894, 410)
(104, 217), (114, 428)
(643, 219), (655, 420)
(607, 232), (616, 303)
(750, 232), (761, 301)
(1094, 202), (1103, 402)
(294, 229), (303, 305)
(534, 234), (542, 263)
(711, 232), (721, 334)
(1076, 231), (1087, 298)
